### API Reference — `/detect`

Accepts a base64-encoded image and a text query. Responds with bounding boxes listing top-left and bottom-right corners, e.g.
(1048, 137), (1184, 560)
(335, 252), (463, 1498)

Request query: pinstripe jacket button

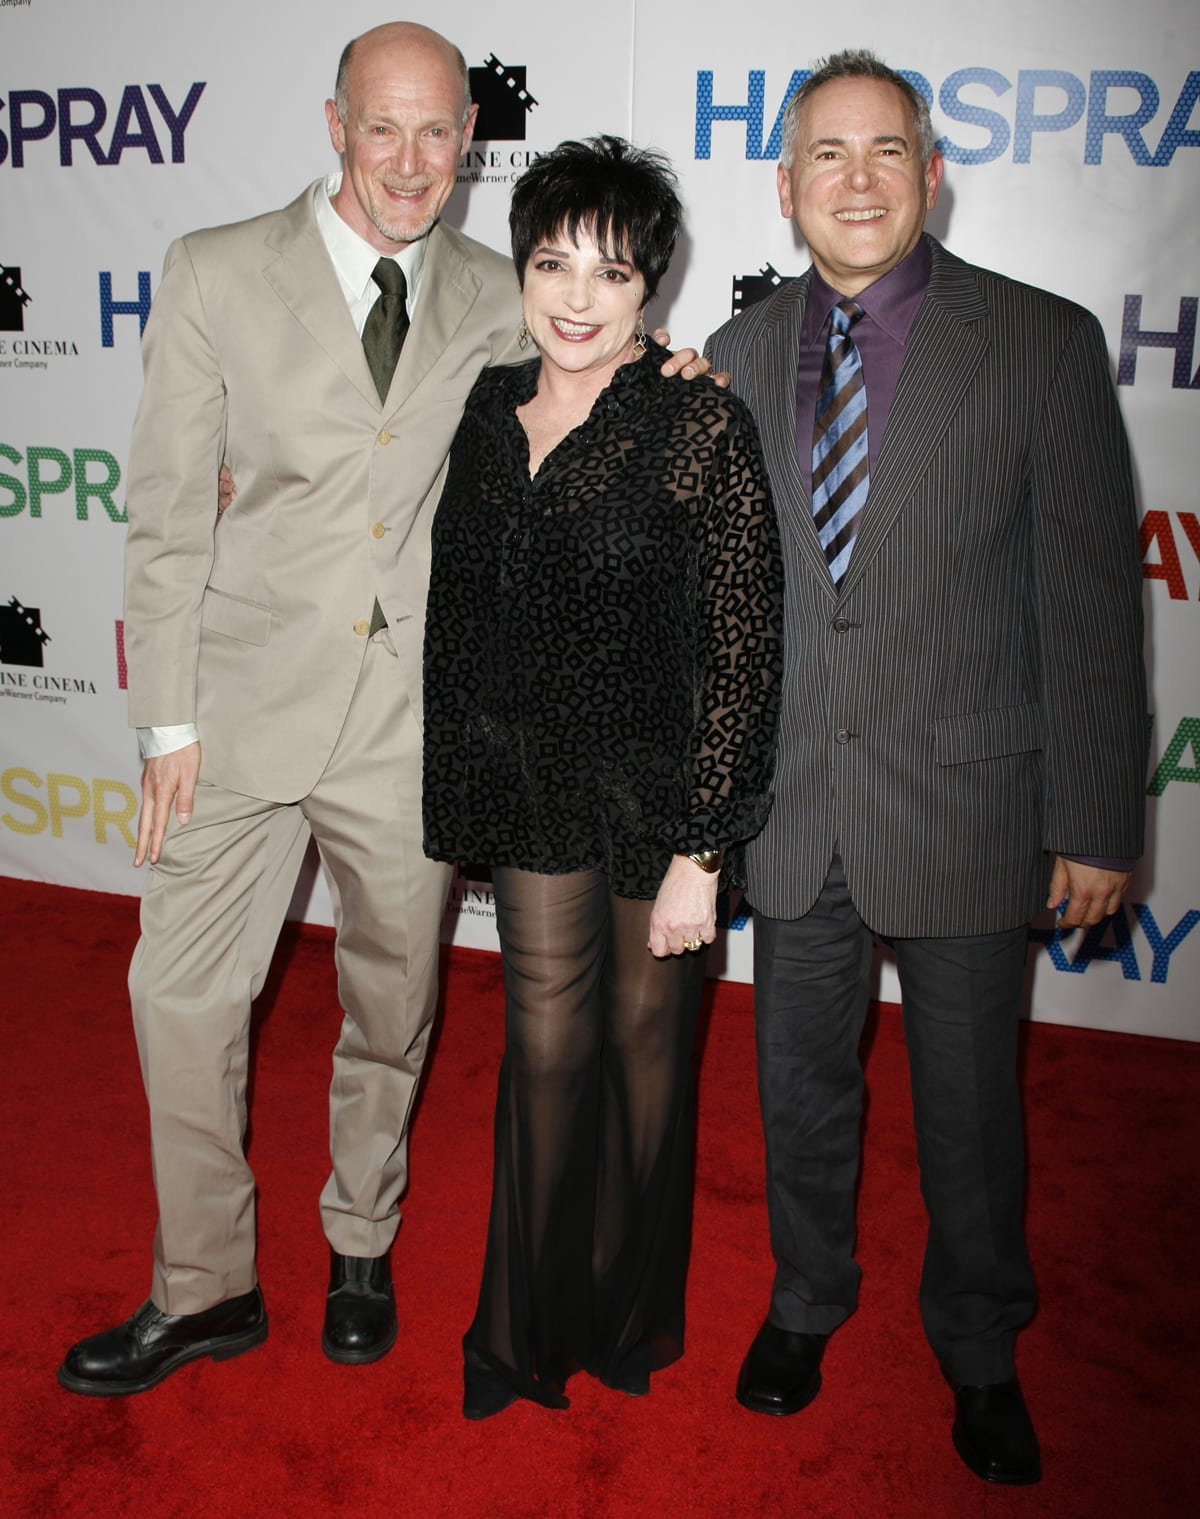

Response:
(835, 728), (851, 744)
(832, 616), (850, 633)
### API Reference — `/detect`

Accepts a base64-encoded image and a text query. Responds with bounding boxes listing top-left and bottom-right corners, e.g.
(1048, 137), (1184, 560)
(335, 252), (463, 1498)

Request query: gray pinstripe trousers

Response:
(752, 854), (1036, 1386)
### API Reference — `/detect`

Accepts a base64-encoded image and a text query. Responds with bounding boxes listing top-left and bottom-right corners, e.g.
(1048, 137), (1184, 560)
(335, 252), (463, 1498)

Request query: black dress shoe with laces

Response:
(57, 1287), (267, 1396)
(952, 1377), (1042, 1485)
(322, 1249), (396, 1364)
(736, 1320), (827, 1416)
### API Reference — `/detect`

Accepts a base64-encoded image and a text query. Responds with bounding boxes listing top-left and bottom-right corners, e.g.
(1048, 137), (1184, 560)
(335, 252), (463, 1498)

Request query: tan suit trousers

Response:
(129, 632), (451, 1315)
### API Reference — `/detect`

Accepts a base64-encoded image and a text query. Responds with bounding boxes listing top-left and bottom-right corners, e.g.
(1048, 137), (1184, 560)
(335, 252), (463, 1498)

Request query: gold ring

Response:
(682, 938), (703, 952)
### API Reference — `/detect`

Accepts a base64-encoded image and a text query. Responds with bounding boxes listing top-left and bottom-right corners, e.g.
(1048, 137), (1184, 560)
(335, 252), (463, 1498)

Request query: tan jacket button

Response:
(371, 522), (386, 539)
(377, 429), (392, 445)
(353, 619), (370, 637)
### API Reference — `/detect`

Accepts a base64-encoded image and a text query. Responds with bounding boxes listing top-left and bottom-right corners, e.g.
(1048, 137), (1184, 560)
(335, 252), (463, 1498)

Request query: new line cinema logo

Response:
(458, 52), (542, 185)
(0, 594), (97, 704)
(0, 259), (81, 370)
(0, 262), (31, 330)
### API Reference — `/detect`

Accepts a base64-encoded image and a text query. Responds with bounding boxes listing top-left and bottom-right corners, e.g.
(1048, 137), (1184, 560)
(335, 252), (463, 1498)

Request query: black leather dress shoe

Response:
(736, 1320), (827, 1416)
(57, 1287), (267, 1396)
(322, 1249), (396, 1364)
(952, 1377), (1042, 1485)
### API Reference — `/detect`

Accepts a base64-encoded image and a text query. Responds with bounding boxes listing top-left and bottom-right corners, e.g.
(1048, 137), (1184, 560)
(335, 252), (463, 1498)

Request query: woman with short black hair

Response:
(423, 135), (782, 1418)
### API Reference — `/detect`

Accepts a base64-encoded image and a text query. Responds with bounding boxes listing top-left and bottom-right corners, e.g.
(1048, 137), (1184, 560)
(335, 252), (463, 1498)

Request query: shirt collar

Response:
(803, 236), (932, 346)
(315, 173), (428, 306)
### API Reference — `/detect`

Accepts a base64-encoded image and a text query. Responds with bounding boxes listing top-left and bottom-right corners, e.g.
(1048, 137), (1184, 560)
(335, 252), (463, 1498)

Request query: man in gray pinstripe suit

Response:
(706, 51), (1146, 1485)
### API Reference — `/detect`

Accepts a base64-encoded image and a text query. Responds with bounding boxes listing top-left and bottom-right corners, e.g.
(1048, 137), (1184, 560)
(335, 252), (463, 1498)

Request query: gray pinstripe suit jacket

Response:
(706, 236), (1146, 938)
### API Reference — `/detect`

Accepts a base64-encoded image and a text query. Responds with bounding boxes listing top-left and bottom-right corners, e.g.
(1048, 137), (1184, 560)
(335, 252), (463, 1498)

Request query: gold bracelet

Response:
(688, 848), (725, 874)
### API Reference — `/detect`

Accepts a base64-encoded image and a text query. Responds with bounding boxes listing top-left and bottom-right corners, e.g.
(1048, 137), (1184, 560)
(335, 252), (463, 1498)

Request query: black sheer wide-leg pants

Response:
(463, 867), (707, 1409)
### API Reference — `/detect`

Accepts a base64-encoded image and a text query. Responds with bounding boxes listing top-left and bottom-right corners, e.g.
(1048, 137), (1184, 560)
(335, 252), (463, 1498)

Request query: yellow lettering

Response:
(1, 766), (140, 846)
(47, 772), (91, 837)
(92, 778), (138, 848)
(1, 767), (48, 835)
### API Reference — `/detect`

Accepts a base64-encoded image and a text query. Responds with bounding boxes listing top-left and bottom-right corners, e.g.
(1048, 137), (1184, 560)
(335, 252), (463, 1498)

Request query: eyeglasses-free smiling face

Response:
(777, 75), (943, 298)
(326, 27), (476, 253)
(521, 223), (649, 381)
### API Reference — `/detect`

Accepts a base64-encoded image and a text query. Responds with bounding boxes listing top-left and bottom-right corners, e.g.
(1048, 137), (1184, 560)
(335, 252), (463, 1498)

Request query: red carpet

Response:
(2, 877), (1197, 1518)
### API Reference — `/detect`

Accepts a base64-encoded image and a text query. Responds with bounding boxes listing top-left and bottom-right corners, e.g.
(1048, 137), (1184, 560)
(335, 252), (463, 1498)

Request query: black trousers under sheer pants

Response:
(463, 867), (708, 1410)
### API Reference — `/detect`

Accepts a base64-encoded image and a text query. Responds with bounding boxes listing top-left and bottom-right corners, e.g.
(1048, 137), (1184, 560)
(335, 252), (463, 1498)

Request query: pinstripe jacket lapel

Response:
(837, 242), (990, 601)
(736, 241), (993, 604)
(746, 272), (840, 594)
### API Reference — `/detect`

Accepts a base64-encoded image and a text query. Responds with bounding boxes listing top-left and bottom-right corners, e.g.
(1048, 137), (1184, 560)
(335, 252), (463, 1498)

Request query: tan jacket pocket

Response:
(200, 587), (272, 646)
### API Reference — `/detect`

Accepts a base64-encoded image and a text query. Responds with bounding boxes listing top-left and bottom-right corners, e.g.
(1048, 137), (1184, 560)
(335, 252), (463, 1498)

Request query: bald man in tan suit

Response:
(57, 23), (523, 1396)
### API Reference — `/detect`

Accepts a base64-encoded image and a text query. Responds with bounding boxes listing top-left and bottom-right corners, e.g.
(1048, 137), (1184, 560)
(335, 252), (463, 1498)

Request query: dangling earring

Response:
(632, 313), (647, 358)
(517, 317), (531, 350)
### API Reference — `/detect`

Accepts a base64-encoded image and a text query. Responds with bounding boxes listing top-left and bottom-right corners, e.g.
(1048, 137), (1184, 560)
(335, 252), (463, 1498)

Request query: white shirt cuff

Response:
(137, 724), (199, 759)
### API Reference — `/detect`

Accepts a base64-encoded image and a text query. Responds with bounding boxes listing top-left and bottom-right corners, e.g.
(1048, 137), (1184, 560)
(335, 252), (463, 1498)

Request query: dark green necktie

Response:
(362, 258), (409, 402)
(363, 259), (408, 636)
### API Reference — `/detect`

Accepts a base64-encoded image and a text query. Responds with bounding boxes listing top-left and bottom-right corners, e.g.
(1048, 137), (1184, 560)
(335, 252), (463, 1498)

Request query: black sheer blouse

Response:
(421, 339), (783, 899)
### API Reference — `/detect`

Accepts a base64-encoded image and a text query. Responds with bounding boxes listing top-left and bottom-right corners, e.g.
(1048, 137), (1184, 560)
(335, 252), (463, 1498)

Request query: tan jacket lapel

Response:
(261, 183), (381, 408)
(382, 223), (483, 418)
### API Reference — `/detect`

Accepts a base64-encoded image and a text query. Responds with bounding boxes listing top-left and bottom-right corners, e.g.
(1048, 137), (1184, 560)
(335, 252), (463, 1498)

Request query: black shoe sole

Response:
(952, 1425), (1042, 1485)
(736, 1368), (822, 1417)
(321, 1317), (398, 1365)
(56, 1318), (269, 1398)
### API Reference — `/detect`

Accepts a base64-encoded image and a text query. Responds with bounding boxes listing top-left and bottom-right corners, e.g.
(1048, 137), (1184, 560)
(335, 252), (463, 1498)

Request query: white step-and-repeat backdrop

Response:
(2, 2), (1197, 1038)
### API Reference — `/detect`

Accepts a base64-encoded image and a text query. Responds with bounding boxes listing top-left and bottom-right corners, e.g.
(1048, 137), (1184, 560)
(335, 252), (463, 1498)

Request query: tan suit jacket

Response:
(124, 180), (523, 801)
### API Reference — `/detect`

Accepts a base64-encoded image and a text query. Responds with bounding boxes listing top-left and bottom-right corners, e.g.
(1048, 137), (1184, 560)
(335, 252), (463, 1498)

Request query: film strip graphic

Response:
(6, 598), (51, 650)
(732, 262), (787, 317)
(0, 263), (33, 312)
(483, 54), (538, 114)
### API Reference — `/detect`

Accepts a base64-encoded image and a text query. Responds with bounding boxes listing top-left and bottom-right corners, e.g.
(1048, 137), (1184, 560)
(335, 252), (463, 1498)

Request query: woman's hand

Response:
(648, 854), (721, 957)
(217, 464), (237, 516)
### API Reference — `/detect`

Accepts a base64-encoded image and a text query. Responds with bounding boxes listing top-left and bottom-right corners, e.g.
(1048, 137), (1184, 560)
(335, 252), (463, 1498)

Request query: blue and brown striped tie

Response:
(811, 299), (869, 585)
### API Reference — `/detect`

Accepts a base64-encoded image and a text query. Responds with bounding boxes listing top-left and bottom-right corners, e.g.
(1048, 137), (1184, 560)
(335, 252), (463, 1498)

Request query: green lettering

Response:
(0, 443), (26, 517)
(1147, 716), (1200, 796)
(26, 446), (71, 519)
(73, 447), (125, 522)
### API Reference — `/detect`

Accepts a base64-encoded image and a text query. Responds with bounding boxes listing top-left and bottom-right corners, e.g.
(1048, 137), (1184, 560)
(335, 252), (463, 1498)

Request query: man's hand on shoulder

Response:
(1047, 856), (1132, 929)
(652, 328), (731, 388)
(136, 742), (201, 868)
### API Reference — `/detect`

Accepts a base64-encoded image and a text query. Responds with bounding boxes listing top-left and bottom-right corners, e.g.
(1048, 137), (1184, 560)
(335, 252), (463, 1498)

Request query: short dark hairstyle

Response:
(509, 135), (683, 303)
(780, 49), (936, 167)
